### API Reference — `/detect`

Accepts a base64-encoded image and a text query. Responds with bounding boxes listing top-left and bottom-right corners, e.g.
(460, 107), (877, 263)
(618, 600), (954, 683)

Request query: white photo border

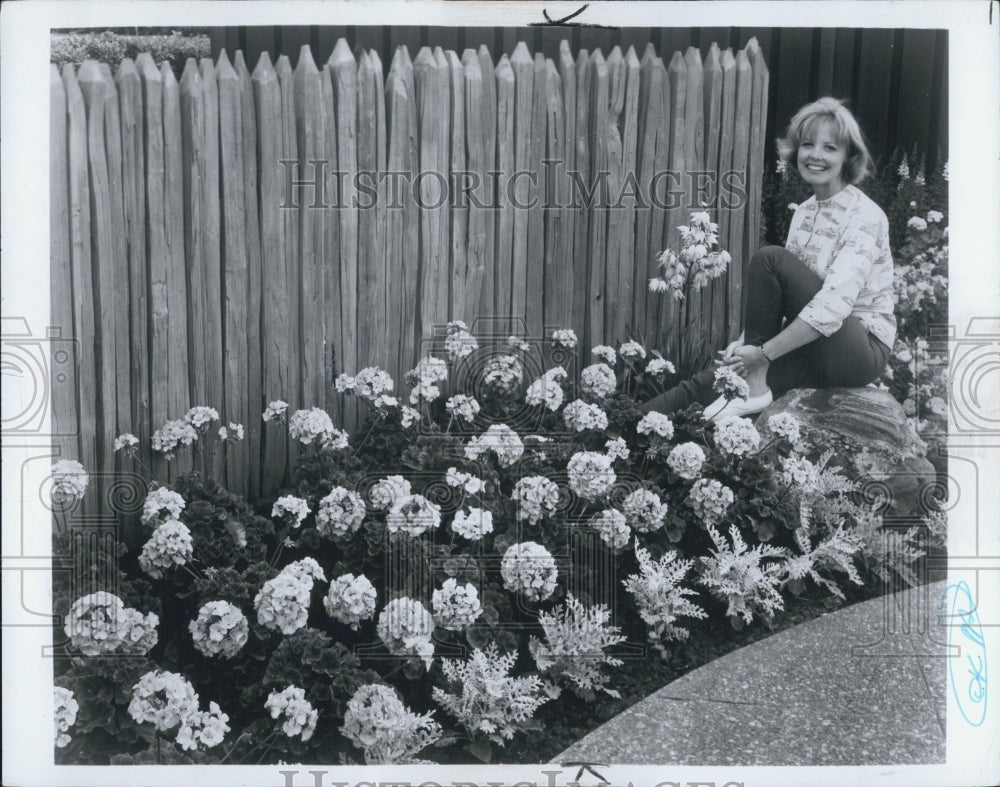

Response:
(3, 2), (998, 786)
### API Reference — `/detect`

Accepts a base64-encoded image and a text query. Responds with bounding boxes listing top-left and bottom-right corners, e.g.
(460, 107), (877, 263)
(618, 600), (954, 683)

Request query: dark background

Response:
(208, 25), (948, 174)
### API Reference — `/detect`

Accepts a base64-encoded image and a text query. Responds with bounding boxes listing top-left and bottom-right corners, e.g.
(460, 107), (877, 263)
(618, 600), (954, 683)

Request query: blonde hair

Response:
(776, 97), (873, 185)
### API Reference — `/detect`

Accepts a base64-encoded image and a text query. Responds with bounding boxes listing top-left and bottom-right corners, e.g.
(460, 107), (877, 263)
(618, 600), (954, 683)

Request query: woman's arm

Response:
(761, 318), (821, 360)
(731, 201), (887, 374)
(726, 317), (821, 376)
(793, 208), (886, 340)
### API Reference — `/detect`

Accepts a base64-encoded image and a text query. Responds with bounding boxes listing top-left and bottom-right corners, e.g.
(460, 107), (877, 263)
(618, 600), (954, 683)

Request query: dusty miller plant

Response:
(528, 594), (626, 699)
(621, 545), (707, 658)
(432, 643), (552, 747)
(851, 509), (927, 589)
(697, 524), (787, 628)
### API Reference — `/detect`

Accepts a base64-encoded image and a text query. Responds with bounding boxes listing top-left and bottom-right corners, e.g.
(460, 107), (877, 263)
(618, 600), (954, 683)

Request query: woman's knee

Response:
(750, 245), (782, 269)
(748, 245), (798, 279)
(751, 245), (804, 270)
(752, 244), (787, 261)
(819, 341), (883, 387)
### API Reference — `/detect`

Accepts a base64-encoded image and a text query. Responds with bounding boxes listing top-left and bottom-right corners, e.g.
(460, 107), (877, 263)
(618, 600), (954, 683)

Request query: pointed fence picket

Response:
(50, 39), (768, 537)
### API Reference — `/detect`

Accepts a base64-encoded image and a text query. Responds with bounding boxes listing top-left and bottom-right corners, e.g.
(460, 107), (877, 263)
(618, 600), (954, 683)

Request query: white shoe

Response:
(702, 389), (773, 421)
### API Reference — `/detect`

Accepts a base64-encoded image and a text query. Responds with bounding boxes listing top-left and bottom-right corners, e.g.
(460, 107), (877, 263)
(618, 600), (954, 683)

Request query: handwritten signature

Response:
(943, 581), (988, 726)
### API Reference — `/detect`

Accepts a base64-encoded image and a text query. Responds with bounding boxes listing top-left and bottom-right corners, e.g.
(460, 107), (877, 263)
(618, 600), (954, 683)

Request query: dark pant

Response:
(641, 246), (891, 414)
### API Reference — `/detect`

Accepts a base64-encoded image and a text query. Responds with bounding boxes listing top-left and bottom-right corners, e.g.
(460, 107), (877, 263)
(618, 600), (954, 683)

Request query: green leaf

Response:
(442, 557), (464, 577)
(465, 739), (493, 763)
(402, 658), (425, 680)
(493, 532), (515, 556)
(466, 625), (490, 650)
(496, 630), (519, 653)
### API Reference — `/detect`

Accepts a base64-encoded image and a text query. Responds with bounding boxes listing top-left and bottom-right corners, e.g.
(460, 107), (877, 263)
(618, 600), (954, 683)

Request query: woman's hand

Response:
(733, 344), (769, 377)
(722, 336), (744, 358)
(714, 336), (746, 373)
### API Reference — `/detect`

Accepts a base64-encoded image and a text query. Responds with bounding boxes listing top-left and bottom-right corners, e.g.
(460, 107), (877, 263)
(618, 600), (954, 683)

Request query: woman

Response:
(642, 97), (896, 420)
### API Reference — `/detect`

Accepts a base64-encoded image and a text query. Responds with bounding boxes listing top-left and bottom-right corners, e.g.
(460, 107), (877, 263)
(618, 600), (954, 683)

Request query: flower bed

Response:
(51, 305), (945, 764)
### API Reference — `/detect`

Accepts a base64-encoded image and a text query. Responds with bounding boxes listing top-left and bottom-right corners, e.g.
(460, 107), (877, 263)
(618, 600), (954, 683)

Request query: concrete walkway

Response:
(555, 581), (948, 765)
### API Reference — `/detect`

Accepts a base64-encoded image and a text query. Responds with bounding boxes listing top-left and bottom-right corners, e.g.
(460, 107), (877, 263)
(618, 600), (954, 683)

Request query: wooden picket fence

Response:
(50, 37), (768, 515)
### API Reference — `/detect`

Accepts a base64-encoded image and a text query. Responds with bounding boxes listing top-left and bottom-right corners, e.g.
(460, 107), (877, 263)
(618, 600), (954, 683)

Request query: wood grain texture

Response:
(433, 47), (451, 335)
(683, 48), (708, 367)
(370, 48), (388, 370)
(728, 49), (752, 339)
(570, 49), (591, 363)
(180, 63), (210, 498)
(235, 51), (264, 497)
(745, 38), (769, 281)
(387, 46), (420, 375)
(320, 61), (340, 420)
(509, 43), (533, 332)
(329, 40), (359, 432)
(602, 47), (624, 347)
(702, 45), (725, 355)
(413, 47), (444, 345)
(643, 56), (670, 354)
(402, 46), (421, 372)
(275, 54), (301, 473)
(462, 50), (486, 327)
(542, 59), (570, 336)
(493, 54), (515, 326)
(253, 52), (289, 493)
(476, 45), (497, 325)
(180, 60), (207, 414)
(525, 52), (546, 341)
(557, 41), (577, 339)
(633, 46), (657, 345)
(161, 63), (193, 477)
(117, 59), (152, 472)
(661, 51), (686, 362)
(385, 48), (407, 386)
(716, 48), (738, 342)
(616, 47), (640, 343)
(586, 48), (608, 352)
(50, 66), (79, 460)
(357, 50), (382, 388)
(136, 54), (172, 480)
(63, 64), (99, 517)
(447, 50), (468, 323)
(217, 51), (249, 493)
(294, 46), (326, 419)
(78, 62), (119, 493)
(99, 64), (132, 453)
(199, 57), (225, 480)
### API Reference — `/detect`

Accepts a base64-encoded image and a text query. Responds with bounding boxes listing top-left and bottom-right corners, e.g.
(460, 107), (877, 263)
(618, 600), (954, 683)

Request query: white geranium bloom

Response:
(265, 686), (318, 742)
(501, 541), (558, 601)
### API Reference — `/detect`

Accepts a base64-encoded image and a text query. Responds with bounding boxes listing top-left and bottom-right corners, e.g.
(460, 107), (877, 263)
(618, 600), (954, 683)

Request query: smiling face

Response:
(797, 120), (848, 200)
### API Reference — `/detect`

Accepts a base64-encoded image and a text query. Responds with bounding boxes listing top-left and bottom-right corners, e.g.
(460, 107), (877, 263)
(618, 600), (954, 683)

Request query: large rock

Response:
(757, 387), (937, 518)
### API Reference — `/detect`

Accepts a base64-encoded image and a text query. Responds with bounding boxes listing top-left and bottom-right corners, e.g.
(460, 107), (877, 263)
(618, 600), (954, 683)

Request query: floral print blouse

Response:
(785, 184), (896, 349)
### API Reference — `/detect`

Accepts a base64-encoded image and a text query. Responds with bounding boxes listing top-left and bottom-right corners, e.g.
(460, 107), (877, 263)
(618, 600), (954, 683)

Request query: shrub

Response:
(51, 31), (211, 78)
